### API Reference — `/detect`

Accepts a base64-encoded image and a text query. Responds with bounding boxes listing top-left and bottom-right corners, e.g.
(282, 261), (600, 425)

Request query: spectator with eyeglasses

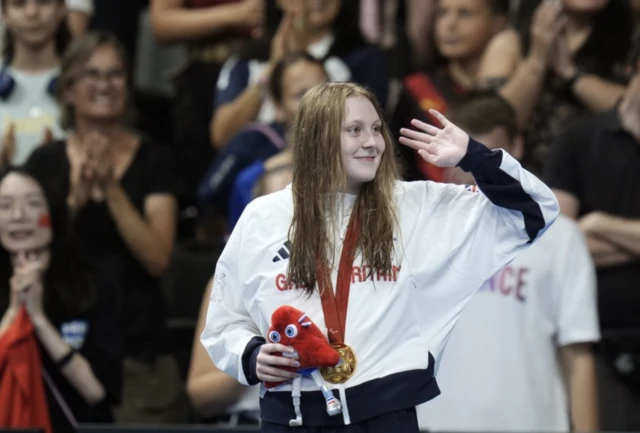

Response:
(24, 30), (190, 424)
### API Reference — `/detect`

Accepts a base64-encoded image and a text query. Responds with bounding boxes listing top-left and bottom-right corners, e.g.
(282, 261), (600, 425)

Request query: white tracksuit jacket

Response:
(201, 138), (559, 427)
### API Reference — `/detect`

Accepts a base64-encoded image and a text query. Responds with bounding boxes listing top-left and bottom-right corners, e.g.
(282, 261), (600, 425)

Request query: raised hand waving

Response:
(399, 109), (470, 168)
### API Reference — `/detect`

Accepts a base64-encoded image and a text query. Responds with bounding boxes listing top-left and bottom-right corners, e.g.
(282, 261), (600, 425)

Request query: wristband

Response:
(55, 348), (76, 369)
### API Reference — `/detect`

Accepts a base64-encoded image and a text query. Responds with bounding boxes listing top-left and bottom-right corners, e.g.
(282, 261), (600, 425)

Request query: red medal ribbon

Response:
(317, 208), (361, 345)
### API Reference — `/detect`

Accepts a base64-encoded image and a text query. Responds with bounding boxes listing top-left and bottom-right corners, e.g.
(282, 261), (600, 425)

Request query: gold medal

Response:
(320, 343), (357, 384)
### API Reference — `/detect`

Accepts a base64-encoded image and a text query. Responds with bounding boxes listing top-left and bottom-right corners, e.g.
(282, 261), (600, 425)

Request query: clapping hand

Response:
(528, 0), (566, 69)
(237, 0), (265, 39)
(85, 134), (114, 188)
(399, 110), (470, 167)
(68, 131), (111, 210)
(68, 149), (94, 210)
(10, 251), (46, 321)
(0, 125), (54, 168)
(550, 28), (577, 81)
(268, 3), (311, 74)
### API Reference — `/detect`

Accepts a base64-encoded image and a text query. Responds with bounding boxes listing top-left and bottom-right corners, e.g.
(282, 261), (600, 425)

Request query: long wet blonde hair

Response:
(287, 82), (401, 294)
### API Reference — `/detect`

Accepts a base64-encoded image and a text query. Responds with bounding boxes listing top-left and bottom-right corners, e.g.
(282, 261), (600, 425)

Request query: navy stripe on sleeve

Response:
(457, 138), (545, 242)
(242, 336), (266, 386)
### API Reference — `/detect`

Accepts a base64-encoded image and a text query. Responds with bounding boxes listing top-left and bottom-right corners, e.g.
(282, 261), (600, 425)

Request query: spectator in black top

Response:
(480, 0), (633, 174)
(24, 31), (189, 424)
(0, 166), (122, 432)
(544, 36), (640, 431)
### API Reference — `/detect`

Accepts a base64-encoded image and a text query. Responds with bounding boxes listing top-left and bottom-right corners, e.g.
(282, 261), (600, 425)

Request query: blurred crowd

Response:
(0, 0), (639, 432)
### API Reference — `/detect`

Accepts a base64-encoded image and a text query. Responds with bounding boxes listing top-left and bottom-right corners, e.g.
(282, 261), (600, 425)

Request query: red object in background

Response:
(403, 73), (454, 183)
(37, 214), (51, 228)
(0, 307), (53, 433)
(264, 306), (340, 389)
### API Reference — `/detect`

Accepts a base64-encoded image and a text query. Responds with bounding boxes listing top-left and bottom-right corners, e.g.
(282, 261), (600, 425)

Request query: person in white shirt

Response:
(0, 0), (70, 167)
(417, 91), (600, 432)
(201, 81), (559, 432)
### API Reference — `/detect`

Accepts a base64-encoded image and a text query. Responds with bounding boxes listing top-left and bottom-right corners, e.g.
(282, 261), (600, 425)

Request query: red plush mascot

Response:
(266, 306), (342, 426)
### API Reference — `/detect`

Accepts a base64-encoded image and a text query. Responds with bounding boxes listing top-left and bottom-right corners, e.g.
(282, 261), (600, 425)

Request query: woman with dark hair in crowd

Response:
(0, 0), (70, 168)
(24, 30), (189, 423)
(479, 0), (633, 173)
(0, 166), (122, 432)
(210, 0), (389, 149)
